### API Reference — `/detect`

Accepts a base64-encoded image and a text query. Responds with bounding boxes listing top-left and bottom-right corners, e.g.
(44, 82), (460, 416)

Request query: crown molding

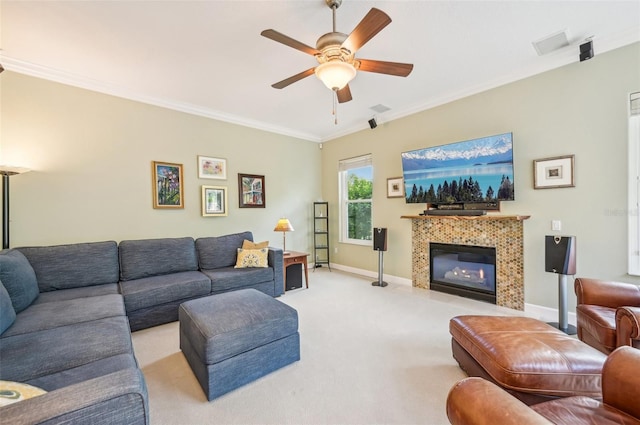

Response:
(2, 28), (637, 144)
(320, 29), (640, 142)
(0, 55), (321, 143)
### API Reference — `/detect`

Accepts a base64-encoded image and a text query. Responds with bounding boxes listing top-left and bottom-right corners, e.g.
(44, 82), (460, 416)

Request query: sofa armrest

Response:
(446, 377), (553, 425)
(0, 368), (149, 425)
(268, 247), (284, 296)
(602, 346), (640, 419)
(574, 278), (640, 308)
(615, 306), (640, 348)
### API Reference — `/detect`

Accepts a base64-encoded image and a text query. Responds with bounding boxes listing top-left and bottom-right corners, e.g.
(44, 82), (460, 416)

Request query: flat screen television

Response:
(401, 132), (514, 205)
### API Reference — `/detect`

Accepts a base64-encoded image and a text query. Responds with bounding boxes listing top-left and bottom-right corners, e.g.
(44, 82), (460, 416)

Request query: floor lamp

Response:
(1, 166), (30, 249)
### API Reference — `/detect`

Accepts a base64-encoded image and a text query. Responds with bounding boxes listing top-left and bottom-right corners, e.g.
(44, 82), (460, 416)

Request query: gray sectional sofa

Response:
(0, 231), (283, 424)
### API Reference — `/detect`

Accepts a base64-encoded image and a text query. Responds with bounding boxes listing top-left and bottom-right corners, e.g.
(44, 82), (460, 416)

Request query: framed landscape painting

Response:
(152, 161), (184, 209)
(198, 156), (227, 180)
(238, 173), (265, 208)
(202, 185), (227, 216)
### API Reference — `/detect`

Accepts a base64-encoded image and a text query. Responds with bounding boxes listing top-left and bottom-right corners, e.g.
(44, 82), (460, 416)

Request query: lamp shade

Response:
(0, 165), (30, 176)
(314, 61), (356, 91)
(274, 218), (294, 232)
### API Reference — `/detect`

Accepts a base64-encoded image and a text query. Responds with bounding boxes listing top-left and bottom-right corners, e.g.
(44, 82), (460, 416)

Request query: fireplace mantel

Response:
(401, 214), (530, 221)
(402, 214), (530, 310)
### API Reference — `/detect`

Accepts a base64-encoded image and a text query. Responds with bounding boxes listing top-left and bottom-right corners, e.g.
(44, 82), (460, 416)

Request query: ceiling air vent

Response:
(532, 29), (570, 56)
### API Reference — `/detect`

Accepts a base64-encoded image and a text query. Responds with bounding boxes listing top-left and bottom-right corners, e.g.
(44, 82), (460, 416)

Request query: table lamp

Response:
(274, 218), (294, 254)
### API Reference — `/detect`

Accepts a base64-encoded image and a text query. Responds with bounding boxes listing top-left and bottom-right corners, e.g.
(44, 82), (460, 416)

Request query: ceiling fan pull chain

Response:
(333, 89), (338, 125)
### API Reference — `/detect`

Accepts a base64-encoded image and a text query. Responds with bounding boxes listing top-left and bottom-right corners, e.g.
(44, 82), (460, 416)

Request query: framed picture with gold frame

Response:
(202, 186), (228, 216)
(152, 161), (184, 209)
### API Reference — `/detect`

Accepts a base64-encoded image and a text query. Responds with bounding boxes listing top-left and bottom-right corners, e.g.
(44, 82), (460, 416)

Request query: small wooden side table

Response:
(283, 251), (309, 293)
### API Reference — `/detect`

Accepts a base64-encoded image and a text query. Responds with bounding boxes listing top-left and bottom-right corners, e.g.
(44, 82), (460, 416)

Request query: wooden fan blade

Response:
(261, 29), (320, 56)
(272, 68), (316, 89)
(342, 8), (391, 53)
(337, 85), (352, 103)
(357, 59), (414, 77)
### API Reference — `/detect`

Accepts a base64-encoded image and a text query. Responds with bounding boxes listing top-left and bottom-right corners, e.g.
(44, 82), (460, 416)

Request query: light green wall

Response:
(2, 43), (639, 312)
(0, 72), (322, 251)
(321, 42), (640, 310)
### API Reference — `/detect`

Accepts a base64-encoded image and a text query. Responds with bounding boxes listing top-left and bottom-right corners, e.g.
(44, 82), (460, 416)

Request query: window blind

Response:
(338, 154), (372, 171)
(631, 91), (640, 116)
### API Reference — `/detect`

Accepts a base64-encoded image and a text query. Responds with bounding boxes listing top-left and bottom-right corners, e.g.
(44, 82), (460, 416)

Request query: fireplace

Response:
(429, 243), (496, 304)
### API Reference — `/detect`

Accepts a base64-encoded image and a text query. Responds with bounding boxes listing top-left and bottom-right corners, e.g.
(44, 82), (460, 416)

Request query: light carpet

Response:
(131, 269), (521, 425)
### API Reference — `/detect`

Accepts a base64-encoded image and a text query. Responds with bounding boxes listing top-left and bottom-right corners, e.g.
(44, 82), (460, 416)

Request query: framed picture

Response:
(201, 186), (227, 216)
(533, 155), (575, 189)
(238, 173), (265, 208)
(387, 177), (404, 198)
(152, 161), (184, 209)
(197, 156), (227, 180)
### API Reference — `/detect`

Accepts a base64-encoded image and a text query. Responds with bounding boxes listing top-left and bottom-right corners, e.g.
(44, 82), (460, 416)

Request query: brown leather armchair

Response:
(446, 346), (640, 425)
(574, 277), (640, 353)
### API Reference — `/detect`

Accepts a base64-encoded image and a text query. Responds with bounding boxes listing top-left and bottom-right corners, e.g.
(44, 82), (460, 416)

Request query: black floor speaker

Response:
(285, 263), (303, 291)
(373, 227), (387, 251)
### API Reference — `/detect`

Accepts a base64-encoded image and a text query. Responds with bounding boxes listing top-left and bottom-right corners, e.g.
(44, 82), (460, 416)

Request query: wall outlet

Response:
(551, 220), (562, 231)
(334, 247), (338, 253)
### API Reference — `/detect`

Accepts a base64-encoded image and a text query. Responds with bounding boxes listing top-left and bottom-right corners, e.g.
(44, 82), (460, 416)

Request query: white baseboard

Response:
(524, 303), (577, 326)
(317, 262), (575, 324)
(320, 262), (412, 286)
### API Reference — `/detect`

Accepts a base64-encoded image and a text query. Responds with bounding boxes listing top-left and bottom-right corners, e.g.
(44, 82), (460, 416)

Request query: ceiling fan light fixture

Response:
(314, 61), (356, 91)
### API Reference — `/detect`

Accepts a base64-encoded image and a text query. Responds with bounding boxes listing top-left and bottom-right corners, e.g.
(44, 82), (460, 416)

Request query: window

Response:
(339, 154), (373, 245)
(629, 92), (640, 275)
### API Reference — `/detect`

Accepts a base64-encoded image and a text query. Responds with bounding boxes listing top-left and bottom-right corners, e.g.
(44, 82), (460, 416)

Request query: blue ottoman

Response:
(179, 289), (300, 400)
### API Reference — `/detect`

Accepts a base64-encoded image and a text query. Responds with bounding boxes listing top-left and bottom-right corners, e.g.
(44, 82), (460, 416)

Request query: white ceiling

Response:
(1, 1), (639, 142)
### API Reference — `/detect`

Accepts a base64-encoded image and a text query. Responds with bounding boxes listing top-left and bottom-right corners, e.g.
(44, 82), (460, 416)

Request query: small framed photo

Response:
(152, 161), (184, 209)
(533, 155), (575, 189)
(198, 156), (227, 180)
(202, 186), (227, 216)
(238, 173), (266, 208)
(387, 177), (404, 198)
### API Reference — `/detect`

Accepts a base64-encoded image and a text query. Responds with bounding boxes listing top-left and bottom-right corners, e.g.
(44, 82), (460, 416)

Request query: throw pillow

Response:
(242, 240), (269, 249)
(234, 248), (269, 268)
(0, 279), (16, 335)
(0, 381), (47, 407)
(0, 250), (39, 313)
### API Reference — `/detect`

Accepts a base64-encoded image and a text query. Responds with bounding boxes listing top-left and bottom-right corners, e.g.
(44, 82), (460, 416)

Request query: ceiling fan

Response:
(261, 0), (414, 105)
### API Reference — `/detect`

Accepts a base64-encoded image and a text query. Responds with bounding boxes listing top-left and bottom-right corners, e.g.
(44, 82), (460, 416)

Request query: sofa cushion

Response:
(196, 231), (253, 269)
(0, 249), (39, 313)
(32, 284), (120, 305)
(0, 280), (16, 334)
(576, 304), (617, 352)
(119, 271), (211, 313)
(26, 353), (137, 392)
(2, 294), (126, 337)
(119, 237), (198, 281)
(0, 316), (133, 383)
(17, 241), (119, 292)
(203, 266), (274, 293)
(234, 248), (269, 268)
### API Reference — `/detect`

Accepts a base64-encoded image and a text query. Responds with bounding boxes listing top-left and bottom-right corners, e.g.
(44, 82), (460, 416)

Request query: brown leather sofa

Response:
(575, 277), (640, 353)
(446, 346), (640, 425)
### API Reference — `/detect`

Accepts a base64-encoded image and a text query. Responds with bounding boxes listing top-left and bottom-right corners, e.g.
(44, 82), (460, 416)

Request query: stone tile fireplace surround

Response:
(402, 215), (530, 310)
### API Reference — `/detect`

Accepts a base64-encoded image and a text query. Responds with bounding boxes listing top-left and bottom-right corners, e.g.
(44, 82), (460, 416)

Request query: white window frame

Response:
(629, 92), (640, 275)
(338, 154), (373, 246)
